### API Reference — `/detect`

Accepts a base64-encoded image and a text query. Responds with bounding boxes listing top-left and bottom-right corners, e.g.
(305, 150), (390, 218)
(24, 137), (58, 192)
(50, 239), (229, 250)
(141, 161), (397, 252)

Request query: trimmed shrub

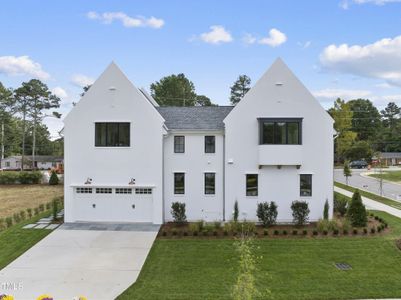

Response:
(203, 231), (208, 236)
(6, 217), (13, 228)
(193, 231), (198, 236)
(292, 230), (298, 236)
(343, 229), (348, 235)
(39, 204), (45, 212)
(274, 230), (279, 235)
(34, 207), (39, 216)
(264, 230), (269, 236)
(363, 228), (368, 234)
(256, 201), (278, 227)
(241, 221), (256, 234)
(213, 221), (221, 229)
(282, 230), (288, 235)
(13, 213), (21, 224)
(353, 228), (358, 235)
(172, 230), (177, 236)
(302, 229), (308, 235)
(377, 226), (382, 232)
(0, 171), (41, 185)
(323, 199), (329, 220)
(49, 170), (59, 185)
(313, 230), (318, 236)
(213, 231), (218, 236)
(183, 231), (188, 236)
(170, 202), (187, 224)
(223, 230), (228, 236)
(371, 228), (376, 234)
(334, 193), (348, 216)
(19, 210), (26, 220)
(291, 201), (310, 226)
(333, 229), (339, 235)
(233, 200), (239, 222)
(347, 190), (367, 227)
(26, 208), (33, 218)
(323, 230), (328, 235)
(162, 231), (167, 236)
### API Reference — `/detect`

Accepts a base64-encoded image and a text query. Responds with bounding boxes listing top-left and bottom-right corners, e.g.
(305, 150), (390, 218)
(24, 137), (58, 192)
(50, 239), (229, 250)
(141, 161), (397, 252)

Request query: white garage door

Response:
(73, 187), (153, 222)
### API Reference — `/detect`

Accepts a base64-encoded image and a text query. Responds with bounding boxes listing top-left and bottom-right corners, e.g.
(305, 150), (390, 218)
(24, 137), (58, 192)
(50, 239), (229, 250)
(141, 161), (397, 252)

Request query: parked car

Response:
(349, 160), (368, 169)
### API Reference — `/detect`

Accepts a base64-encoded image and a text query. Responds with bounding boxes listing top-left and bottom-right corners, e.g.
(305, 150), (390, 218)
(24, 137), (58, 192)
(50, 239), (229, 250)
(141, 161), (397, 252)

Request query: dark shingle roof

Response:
(156, 106), (233, 130)
(380, 152), (401, 159)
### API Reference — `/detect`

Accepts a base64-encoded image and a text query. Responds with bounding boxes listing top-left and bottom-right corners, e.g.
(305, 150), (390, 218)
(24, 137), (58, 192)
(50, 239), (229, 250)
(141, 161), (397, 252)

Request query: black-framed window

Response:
(205, 136), (215, 153)
(174, 173), (185, 194)
(246, 174), (258, 196)
(300, 174), (312, 197)
(204, 172), (215, 194)
(259, 118), (302, 145)
(95, 122), (130, 147)
(174, 136), (185, 153)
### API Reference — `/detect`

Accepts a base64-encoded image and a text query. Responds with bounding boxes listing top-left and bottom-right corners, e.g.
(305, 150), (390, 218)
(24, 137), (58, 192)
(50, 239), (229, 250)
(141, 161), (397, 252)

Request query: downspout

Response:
(223, 134), (226, 221)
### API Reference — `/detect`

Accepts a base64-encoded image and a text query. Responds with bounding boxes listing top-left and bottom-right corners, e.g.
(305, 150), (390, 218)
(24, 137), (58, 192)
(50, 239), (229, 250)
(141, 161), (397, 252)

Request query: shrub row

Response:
(0, 171), (42, 184)
(0, 197), (63, 231)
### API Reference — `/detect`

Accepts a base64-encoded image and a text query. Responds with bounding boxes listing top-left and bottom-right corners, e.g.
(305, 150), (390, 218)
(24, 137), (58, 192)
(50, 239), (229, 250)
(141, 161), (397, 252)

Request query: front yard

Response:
(0, 184), (63, 218)
(369, 170), (401, 183)
(118, 211), (401, 300)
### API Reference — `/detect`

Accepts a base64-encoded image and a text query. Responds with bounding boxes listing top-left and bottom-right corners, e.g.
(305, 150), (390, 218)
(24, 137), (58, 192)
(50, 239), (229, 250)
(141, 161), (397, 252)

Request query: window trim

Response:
(174, 136), (185, 153)
(300, 174), (312, 197)
(95, 122), (131, 147)
(204, 172), (216, 195)
(174, 172), (185, 195)
(258, 118), (303, 145)
(245, 174), (258, 197)
(204, 136), (216, 154)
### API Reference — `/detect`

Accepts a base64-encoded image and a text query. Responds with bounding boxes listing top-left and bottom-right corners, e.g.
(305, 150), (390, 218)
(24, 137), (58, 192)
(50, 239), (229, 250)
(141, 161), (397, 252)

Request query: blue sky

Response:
(1, 0), (401, 137)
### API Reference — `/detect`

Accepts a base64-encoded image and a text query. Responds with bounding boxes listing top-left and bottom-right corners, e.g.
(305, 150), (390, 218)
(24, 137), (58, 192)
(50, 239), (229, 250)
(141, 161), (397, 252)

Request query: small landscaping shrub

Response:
(323, 230), (328, 235)
(374, 216), (379, 221)
(384, 222), (388, 228)
(256, 201), (278, 227)
(183, 231), (188, 236)
(264, 230), (269, 236)
(203, 223), (215, 233)
(203, 231), (208, 236)
(274, 230), (279, 235)
(302, 229), (308, 235)
(189, 223), (199, 233)
(34, 207), (39, 216)
(317, 219), (329, 233)
(46, 202), (51, 210)
(223, 230), (228, 236)
(282, 230), (287, 235)
(27, 208), (33, 218)
(233, 200), (239, 222)
(313, 230), (318, 236)
(162, 231), (167, 236)
(341, 219), (352, 232)
(13, 213), (21, 224)
(378, 226), (382, 232)
(353, 228), (358, 235)
(333, 229), (339, 235)
(19, 210), (26, 220)
(334, 192), (348, 217)
(291, 201), (310, 226)
(363, 228), (368, 234)
(193, 231), (198, 236)
(241, 221), (256, 234)
(371, 228), (376, 234)
(172, 230), (177, 236)
(343, 229), (348, 235)
(323, 199), (329, 220)
(347, 190), (367, 227)
(170, 202), (187, 224)
(6, 217), (13, 228)
(292, 230), (298, 236)
(39, 204), (45, 212)
(18, 171), (42, 184)
(49, 170), (59, 185)
(213, 231), (218, 236)
(213, 221), (221, 229)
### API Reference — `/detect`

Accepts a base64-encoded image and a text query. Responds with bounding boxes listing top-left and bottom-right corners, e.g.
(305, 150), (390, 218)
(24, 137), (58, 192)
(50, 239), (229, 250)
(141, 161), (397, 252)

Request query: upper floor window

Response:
(174, 136), (185, 153)
(204, 172), (215, 194)
(246, 174), (258, 196)
(258, 118), (302, 145)
(205, 136), (215, 153)
(300, 174), (312, 197)
(95, 122), (130, 147)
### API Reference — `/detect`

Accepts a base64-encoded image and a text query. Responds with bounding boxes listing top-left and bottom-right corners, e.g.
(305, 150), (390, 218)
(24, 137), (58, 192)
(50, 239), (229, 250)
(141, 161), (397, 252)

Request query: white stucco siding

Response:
(224, 59), (334, 222)
(163, 132), (224, 222)
(63, 63), (165, 224)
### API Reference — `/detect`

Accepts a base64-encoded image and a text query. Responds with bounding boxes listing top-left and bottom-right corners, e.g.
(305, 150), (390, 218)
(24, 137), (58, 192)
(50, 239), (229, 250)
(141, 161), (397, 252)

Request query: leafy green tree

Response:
(0, 82), (15, 165)
(14, 80), (60, 169)
(230, 75), (251, 105)
(343, 160), (352, 185)
(151, 74), (197, 106)
(347, 190), (367, 227)
(348, 99), (381, 141)
(49, 170), (59, 185)
(256, 201), (278, 227)
(345, 140), (373, 162)
(195, 95), (215, 106)
(379, 102), (401, 152)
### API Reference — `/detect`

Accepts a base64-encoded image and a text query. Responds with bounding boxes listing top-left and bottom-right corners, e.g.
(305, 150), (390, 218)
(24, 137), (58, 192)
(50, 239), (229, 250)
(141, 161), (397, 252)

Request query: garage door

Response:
(73, 187), (153, 222)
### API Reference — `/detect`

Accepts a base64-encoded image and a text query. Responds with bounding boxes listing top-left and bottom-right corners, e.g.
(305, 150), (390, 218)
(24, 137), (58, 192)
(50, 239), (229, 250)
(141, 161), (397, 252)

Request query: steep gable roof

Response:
(156, 106), (233, 130)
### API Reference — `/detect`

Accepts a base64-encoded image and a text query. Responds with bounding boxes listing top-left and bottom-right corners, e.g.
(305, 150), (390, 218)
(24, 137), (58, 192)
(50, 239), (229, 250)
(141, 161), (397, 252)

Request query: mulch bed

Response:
(158, 215), (388, 239)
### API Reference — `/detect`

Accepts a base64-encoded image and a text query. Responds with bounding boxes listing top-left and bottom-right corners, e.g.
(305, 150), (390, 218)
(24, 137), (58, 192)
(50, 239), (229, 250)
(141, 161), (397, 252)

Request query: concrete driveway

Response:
(0, 223), (159, 299)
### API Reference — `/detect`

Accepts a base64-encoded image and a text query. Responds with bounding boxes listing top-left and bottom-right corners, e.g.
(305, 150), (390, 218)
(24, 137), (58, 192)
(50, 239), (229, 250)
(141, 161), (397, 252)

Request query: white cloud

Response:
(258, 28), (287, 47)
(320, 35), (401, 86)
(313, 88), (372, 102)
(200, 26), (233, 44)
(242, 33), (257, 45)
(340, 0), (401, 9)
(298, 41), (311, 49)
(86, 11), (164, 29)
(0, 55), (50, 80)
(51, 87), (68, 98)
(71, 74), (94, 88)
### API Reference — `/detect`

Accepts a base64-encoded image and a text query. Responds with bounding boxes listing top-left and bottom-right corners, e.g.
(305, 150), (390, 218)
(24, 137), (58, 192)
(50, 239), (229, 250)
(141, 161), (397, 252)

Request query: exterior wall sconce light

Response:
(85, 178), (92, 184)
(129, 178), (136, 185)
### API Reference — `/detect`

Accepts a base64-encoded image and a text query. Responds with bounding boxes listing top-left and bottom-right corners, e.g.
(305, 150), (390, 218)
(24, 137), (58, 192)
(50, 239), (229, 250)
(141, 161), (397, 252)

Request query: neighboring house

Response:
(63, 58), (334, 224)
(376, 152), (401, 166)
(0, 155), (63, 170)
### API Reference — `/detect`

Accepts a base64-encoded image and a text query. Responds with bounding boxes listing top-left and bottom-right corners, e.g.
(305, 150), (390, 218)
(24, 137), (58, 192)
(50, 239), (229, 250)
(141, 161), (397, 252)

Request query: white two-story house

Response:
(63, 58), (334, 224)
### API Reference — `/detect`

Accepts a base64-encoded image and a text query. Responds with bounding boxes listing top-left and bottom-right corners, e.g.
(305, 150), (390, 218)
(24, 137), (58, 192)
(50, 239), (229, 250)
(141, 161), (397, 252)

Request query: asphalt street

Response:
(334, 168), (401, 201)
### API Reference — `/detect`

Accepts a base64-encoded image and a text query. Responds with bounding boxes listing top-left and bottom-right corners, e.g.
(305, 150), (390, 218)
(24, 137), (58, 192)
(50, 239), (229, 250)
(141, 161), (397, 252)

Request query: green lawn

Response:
(369, 170), (401, 183)
(0, 212), (52, 270)
(335, 181), (401, 210)
(118, 211), (401, 300)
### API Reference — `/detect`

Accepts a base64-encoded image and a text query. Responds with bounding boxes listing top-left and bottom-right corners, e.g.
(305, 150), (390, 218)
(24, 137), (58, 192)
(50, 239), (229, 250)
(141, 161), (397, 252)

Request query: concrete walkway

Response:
(0, 224), (159, 299)
(335, 186), (401, 218)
